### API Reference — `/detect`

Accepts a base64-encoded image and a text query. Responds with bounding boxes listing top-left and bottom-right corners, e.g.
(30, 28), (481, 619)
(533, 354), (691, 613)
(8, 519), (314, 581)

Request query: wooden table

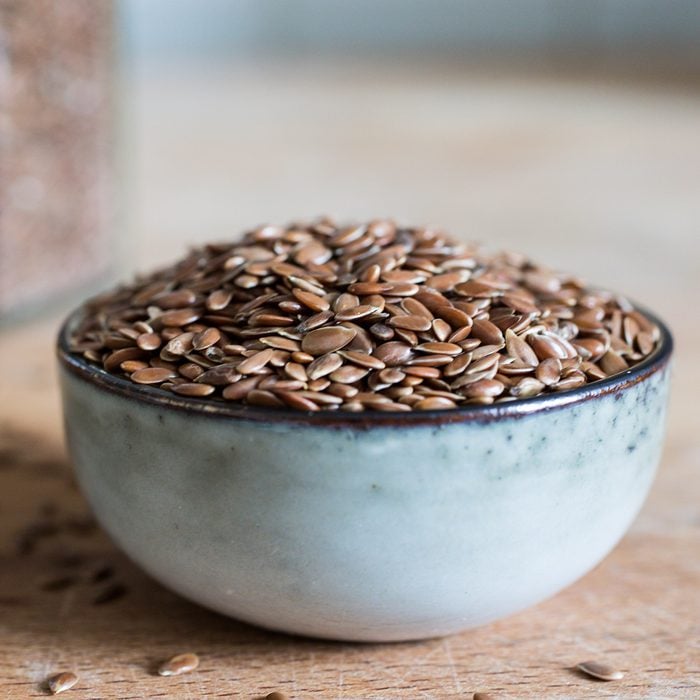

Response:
(1, 61), (699, 698)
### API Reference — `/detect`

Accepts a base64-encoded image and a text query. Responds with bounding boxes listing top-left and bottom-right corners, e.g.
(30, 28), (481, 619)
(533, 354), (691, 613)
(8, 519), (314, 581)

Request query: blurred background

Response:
(2, 0), (699, 322)
(1, 0), (699, 424)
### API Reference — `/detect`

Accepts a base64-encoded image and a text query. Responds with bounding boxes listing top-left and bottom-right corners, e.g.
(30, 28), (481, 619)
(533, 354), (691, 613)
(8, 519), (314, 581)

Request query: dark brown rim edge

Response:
(56, 303), (673, 428)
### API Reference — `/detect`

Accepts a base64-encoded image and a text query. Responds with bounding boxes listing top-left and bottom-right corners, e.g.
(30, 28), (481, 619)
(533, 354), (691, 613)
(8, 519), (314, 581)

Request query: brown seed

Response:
(206, 289), (233, 311)
(302, 326), (356, 355)
(307, 353), (343, 380)
(159, 308), (201, 327)
(329, 365), (369, 384)
(120, 360), (149, 373)
(158, 652), (200, 677)
(432, 318), (452, 342)
(137, 332), (162, 351)
(473, 693), (498, 700)
(131, 367), (178, 384)
(192, 327), (221, 351)
(536, 357), (562, 386)
(156, 289), (197, 308)
(163, 332), (195, 358)
(222, 377), (261, 400)
(505, 328), (539, 366)
(408, 353), (454, 367)
(414, 396), (458, 410)
(260, 336), (301, 352)
(510, 376), (545, 398)
(389, 314), (432, 332)
(339, 350), (386, 370)
(433, 305), (472, 329)
(402, 297), (433, 319)
(238, 348), (274, 374)
(104, 347), (145, 372)
(333, 292), (360, 313)
(443, 353), (472, 377)
(266, 692), (289, 700)
(373, 341), (413, 367)
(292, 288), (330, 312)
(196, 364), (240, 385)
(378, 368), (406, 384)
(171, 383), (215, 397)
(415, 342), (462, 356)
(347, 282), (393, 295)
(247, 389), (285, 407)
(47, 672), (78, 695)
(599, 350), (628, 376)
(335, 304), (378, 321)
(461, 379), (505, 398)
(471, 319), (504, 345)
(277, 391), (319, 411)
(576, 660), (625, 681)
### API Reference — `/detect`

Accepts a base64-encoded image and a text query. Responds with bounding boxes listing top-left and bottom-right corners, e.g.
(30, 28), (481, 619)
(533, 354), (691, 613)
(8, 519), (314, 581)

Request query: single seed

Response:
(159, 309), (201, 327)
(292, 288), (330, 312)
(131, 367), (177, 384)
(306, 353), (343, 380)
(192, 327), (221, 350)
(505, 328), (539, 366)
(461, 379), (505, 398)
(266, 691), (290, 700)
(137, 332), (161, 351)
(335, 304), (378, 321)
(414, 397), (458, 410)
(339, 350), (386, 370)
(237, 348), (274, 374)
(47, 672), (78, 695)
(277, 391), (319, 411)
(389, 315), (432, 332)
(536, 357), (562, 386)
(222, 377), (261, 400)
(576, 660), (625, 681)
(120, 360), (149, 373)
(302, 326), (356, 355)
(471, 319), (504, 345)
(158, 652), (200, 677)
(373, 341), (413, 367)
(171, 383), (216, 397)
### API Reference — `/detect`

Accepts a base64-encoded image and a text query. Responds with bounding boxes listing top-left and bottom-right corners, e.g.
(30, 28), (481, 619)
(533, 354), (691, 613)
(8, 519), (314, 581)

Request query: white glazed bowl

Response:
(58, 308), (672, 642)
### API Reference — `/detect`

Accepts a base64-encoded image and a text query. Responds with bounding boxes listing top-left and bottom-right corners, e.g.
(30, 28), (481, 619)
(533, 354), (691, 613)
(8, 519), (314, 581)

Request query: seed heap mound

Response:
(69, 219), (660, 412)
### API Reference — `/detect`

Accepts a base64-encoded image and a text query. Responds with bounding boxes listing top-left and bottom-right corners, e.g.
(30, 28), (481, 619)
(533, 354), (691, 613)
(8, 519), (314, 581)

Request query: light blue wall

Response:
(121, 0), (700, 61)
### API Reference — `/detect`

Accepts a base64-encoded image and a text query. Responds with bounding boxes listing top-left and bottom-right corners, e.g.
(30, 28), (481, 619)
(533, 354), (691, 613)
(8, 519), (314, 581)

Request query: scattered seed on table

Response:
(47, 672), (78, 694)
(576, 660), (625, 681)
(158, 652), (200, 676)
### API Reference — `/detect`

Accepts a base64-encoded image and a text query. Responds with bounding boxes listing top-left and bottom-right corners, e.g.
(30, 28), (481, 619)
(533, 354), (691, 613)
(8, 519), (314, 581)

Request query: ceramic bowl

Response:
(57, 306), (672, 642)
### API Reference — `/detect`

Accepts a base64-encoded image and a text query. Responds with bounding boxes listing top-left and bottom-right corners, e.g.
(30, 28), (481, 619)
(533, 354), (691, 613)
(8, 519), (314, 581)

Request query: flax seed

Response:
(71, 218), (660, 411)
(47, 672), (78, 695)
(576, 660), (624, 681)
(158, 652), (200, 677)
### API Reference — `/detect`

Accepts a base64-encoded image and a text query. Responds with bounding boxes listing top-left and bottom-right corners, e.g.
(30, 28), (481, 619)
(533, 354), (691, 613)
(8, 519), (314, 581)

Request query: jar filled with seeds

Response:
(0, 0), (114, 320)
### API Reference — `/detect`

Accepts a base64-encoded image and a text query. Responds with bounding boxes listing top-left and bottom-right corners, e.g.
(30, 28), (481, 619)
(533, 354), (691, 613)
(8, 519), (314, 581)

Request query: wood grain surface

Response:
(1, 62), (699, 698)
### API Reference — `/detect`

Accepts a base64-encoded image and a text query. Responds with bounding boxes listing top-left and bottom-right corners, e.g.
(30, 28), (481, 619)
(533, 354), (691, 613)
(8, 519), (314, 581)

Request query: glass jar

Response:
(0, 0), (114, 319)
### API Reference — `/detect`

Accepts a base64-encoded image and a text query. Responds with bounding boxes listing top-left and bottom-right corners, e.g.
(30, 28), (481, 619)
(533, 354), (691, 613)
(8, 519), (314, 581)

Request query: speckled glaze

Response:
(57, 309), (672, 642)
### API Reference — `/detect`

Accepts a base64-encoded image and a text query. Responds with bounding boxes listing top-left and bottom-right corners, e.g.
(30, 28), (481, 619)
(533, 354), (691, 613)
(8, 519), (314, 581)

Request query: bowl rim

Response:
(57, 302), (673, 428)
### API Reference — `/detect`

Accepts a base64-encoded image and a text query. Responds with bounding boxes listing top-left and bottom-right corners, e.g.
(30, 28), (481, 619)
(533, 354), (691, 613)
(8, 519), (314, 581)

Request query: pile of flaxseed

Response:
(68, 219), (660, 412)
